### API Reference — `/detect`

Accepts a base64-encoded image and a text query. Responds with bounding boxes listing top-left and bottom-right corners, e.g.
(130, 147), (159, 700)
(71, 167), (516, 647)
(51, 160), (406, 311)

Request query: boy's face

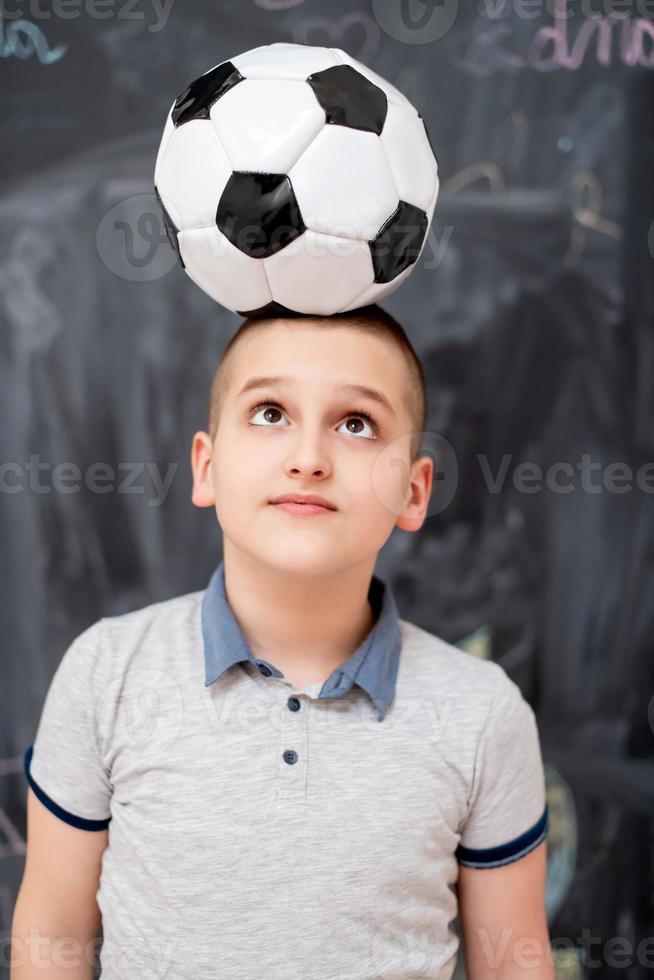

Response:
(191, 320), (432, 577)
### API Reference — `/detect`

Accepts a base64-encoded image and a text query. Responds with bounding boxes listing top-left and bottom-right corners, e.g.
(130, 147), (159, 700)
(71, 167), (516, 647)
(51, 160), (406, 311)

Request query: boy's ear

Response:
(190, 431), (216, 508)
(394, 454), (434, 533)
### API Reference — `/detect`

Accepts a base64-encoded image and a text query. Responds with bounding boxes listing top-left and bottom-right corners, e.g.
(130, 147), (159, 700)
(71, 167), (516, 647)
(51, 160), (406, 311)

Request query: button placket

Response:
(278, 691), (308, 803)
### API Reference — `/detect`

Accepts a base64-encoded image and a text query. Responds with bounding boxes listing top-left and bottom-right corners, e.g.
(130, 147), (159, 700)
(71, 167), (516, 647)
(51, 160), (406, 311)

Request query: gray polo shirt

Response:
(24, 560), (549, 979)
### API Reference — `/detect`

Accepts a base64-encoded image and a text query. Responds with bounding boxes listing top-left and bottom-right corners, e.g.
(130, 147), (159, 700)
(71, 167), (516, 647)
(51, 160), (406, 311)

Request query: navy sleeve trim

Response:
(456, 803), (548, 869)
(23, 744), (111, 832)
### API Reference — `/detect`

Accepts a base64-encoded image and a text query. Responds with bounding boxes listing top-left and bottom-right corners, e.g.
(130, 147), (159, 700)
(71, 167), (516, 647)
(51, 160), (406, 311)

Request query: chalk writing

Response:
(456, 0), (654, 75)
(293, 11), (381, 66)
(0, 15), (67, 64)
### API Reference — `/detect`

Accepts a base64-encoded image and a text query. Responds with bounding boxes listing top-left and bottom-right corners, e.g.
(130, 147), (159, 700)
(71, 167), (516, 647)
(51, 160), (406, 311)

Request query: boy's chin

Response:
(253, 545), (347, 578)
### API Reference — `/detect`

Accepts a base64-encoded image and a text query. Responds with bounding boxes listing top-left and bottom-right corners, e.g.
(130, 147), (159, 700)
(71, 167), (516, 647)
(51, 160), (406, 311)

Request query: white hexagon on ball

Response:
(210, 78), (325, 175)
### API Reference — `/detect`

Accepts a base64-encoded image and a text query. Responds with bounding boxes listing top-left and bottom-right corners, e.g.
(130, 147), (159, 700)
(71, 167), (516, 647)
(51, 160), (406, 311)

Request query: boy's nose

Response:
(282, 439), (332, 480)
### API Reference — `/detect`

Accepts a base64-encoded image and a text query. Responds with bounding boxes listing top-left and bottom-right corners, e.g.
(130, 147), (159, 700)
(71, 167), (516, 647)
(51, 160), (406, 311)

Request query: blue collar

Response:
(202, 560), (402, 721)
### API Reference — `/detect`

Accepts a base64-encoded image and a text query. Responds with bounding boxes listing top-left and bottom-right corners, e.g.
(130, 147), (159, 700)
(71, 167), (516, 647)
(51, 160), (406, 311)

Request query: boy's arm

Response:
(456, 839), (555, 979)
(454, 666), (552, 978)
(12, 619), (113, 977)
(11, 787), (108, 978)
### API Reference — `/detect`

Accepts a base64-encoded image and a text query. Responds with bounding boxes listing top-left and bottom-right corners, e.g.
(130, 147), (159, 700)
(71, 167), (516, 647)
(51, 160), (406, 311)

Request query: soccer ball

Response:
(154, 42), (439, 317)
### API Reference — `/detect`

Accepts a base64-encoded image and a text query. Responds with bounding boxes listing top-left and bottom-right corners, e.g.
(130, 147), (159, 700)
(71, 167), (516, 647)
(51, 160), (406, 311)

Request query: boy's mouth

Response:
(269, 493), (337, 511)
(270, 501), (337, 516)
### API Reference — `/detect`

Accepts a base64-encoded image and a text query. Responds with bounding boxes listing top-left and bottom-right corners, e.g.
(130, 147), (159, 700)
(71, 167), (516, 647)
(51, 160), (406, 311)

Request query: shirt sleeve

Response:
(455, 667), (549, 869)
(23, 619), (112, 831)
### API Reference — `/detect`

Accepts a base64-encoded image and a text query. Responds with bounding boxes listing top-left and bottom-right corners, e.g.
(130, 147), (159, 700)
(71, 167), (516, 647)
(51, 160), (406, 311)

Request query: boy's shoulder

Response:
(69, 587), (207, 680)
(100, 586), (205, 632)
(396, 616), (524, 706)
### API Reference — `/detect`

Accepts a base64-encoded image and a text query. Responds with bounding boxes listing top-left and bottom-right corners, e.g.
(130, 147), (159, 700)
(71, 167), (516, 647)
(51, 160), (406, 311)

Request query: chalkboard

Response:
(2, 1), (653, 976)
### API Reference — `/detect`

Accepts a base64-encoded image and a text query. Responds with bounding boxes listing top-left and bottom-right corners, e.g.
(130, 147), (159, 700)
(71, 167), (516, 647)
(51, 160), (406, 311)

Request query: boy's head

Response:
(191, 305), (433, 577)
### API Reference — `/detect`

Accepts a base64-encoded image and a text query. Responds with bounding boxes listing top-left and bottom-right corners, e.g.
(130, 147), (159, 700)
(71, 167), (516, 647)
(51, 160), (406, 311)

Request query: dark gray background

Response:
(2, 0), (653, 976)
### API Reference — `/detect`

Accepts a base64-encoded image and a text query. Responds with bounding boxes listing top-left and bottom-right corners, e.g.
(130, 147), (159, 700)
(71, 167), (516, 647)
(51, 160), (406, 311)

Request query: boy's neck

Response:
(220, 543), (379, 688)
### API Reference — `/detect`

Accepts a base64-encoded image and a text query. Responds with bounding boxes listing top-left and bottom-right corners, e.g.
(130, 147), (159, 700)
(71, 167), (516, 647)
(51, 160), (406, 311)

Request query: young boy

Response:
(13, 304), (552, 979)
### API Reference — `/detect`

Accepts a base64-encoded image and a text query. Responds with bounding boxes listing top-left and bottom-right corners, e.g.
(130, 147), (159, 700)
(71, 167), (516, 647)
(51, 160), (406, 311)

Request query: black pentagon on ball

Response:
(216, 172), (306, 259)
(154, 185), (185, 269)
(419, 113), (437, 161)
(236, 300), (303, 319)
(306, 64), (387, 135)
(369, 200), (428, 283)
(172, 61), (245, 127)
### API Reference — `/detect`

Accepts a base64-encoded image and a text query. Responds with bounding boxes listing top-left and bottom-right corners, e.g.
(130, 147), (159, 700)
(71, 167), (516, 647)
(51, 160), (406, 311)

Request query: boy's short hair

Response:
(207, 304), (428, 460)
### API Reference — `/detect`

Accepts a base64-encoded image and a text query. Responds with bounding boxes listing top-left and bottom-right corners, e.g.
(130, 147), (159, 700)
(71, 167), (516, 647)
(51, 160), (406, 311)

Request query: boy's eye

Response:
(248, 401), (379, 440)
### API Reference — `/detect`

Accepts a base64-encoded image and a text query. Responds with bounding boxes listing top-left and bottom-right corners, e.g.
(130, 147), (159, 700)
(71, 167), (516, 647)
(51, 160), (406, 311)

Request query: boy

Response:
(13, 304), (552, 979)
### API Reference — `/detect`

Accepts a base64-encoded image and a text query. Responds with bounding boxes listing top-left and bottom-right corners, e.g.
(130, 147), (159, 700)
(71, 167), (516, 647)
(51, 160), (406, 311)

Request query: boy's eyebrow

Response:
(235, 375), (396, 417)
